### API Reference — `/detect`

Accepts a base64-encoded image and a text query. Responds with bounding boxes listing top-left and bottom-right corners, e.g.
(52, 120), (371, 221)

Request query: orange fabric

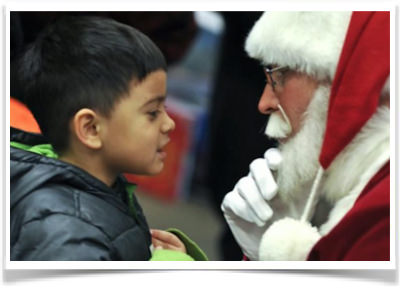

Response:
(10, 97), (41, 133)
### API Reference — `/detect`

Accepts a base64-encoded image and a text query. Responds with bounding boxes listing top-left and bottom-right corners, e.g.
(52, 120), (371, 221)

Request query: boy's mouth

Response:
(158, 138), (170, 150)
(156, 150), (167, 160)
(156, 138), (170, 158)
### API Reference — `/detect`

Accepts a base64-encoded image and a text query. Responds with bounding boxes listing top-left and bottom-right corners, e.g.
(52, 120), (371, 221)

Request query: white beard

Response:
(267, 85), (331, 201)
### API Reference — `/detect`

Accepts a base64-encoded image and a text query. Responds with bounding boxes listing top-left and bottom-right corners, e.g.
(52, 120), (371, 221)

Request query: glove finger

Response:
(264, 148), (282, 171)
(222, 190), (265, 226)
(249, 158), (278, 201)
(237, 177), (273, 224)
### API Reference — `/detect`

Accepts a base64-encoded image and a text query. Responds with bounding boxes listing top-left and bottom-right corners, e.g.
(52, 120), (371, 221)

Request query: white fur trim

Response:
(323, 106), (390, 203)
(245, 12), (352, 80)
(319, 106), (390, 236)
(259, 218), (321, 261)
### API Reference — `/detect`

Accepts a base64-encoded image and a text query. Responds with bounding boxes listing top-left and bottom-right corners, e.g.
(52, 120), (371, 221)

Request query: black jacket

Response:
(10, 128), (152, 260)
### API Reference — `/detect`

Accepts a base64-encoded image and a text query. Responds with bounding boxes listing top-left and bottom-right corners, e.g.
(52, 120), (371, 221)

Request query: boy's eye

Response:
(148, 110), (161, 119)
(147, 104), (167, 120)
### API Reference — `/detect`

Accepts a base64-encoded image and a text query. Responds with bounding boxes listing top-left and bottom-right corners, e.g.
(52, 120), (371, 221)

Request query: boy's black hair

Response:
(16, 15), (167, 153)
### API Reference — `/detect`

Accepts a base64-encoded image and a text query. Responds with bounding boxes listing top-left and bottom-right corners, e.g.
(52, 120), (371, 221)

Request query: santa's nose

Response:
(258, 84), (279, 114)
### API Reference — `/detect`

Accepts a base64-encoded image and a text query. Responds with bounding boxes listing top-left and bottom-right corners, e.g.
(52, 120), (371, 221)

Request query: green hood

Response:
(10, 141), (58, 159)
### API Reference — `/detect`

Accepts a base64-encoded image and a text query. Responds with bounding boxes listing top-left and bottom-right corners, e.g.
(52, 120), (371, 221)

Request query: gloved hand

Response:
(221, 148), (282, 260)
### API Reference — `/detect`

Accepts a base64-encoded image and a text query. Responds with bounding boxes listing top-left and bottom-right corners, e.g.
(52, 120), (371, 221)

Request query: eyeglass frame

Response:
(264, 65), (290, 92)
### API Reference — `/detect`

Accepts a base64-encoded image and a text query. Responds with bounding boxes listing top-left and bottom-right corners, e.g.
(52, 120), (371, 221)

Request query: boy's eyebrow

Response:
(141, 95), (166, 107)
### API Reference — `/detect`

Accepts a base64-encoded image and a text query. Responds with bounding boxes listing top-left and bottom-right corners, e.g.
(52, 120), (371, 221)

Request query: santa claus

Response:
(221, 11), (390, 261)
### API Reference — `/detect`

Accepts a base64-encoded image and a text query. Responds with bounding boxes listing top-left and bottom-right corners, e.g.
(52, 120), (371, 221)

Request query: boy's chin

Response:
(127, 163), (164, 176)
(147, 162), (165, 175)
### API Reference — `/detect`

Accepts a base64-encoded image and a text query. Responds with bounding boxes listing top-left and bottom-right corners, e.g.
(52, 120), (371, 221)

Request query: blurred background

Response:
(10, 11), (276, 260)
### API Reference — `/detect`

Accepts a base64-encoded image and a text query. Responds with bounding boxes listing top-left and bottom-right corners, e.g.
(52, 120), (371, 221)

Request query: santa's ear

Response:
(72, 108), (102, 150)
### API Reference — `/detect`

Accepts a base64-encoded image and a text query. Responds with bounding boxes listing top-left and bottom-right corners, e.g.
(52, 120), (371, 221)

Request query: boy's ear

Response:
(72, 108), (102, 150)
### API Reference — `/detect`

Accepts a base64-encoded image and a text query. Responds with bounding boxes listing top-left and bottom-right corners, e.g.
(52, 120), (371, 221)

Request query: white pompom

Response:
(259, 218), (321, 261)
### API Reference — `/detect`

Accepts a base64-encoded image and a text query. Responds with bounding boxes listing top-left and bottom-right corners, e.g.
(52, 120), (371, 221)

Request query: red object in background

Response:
(10, 97), (41, 133)
(124, 110), (192, 201)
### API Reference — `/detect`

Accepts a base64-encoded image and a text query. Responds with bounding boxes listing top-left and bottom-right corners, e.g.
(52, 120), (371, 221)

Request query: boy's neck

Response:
(59, 150), (117, 187)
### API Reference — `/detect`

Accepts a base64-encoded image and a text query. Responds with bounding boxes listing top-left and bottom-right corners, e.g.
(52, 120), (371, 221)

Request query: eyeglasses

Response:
(264, 65), (289, 92)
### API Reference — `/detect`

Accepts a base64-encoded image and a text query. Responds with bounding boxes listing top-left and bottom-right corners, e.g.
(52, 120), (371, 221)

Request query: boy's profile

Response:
(10, 16), (207, 261)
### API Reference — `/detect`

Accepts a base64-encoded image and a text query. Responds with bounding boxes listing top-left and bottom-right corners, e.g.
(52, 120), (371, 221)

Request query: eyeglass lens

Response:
(265, 66), (288, 92)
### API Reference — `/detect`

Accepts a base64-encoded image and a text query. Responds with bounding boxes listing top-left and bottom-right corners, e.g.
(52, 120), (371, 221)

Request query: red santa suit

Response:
(245, 11), (390, 261)
(308, 162), (389, 260)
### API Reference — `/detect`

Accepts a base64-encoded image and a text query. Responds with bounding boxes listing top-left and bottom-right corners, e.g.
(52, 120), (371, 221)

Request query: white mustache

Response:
(264, 104), (292, 139)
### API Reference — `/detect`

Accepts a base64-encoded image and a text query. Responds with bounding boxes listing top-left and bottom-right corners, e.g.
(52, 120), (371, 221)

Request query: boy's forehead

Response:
(125, 70), (167, 104)
(128, 70), (167, 88)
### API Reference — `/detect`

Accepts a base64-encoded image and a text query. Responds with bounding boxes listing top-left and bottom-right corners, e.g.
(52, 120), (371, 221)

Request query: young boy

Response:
(10, 16), (207, 261)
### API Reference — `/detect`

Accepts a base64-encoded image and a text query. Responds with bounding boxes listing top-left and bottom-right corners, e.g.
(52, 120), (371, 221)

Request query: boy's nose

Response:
(162, 113), (175, 133)
(258, 84), (279, 115)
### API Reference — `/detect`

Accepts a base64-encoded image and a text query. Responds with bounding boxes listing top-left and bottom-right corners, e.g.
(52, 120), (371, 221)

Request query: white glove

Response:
(221, 148), (282, 260)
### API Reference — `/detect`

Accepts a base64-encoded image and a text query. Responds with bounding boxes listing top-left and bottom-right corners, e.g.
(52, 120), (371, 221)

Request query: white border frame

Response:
(3, 1), (397, 271)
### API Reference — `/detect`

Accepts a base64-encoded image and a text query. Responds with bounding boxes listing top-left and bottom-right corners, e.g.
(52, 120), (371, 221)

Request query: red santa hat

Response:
(319, 12), (389, 168)
(245, 11), (390, 169)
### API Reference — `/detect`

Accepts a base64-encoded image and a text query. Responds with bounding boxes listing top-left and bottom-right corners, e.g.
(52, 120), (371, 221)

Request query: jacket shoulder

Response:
(12, 184), (78, 221)
(11, 212), (116, 260)
(11, 184), (152, 260)
(12, 183), (135, 238)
